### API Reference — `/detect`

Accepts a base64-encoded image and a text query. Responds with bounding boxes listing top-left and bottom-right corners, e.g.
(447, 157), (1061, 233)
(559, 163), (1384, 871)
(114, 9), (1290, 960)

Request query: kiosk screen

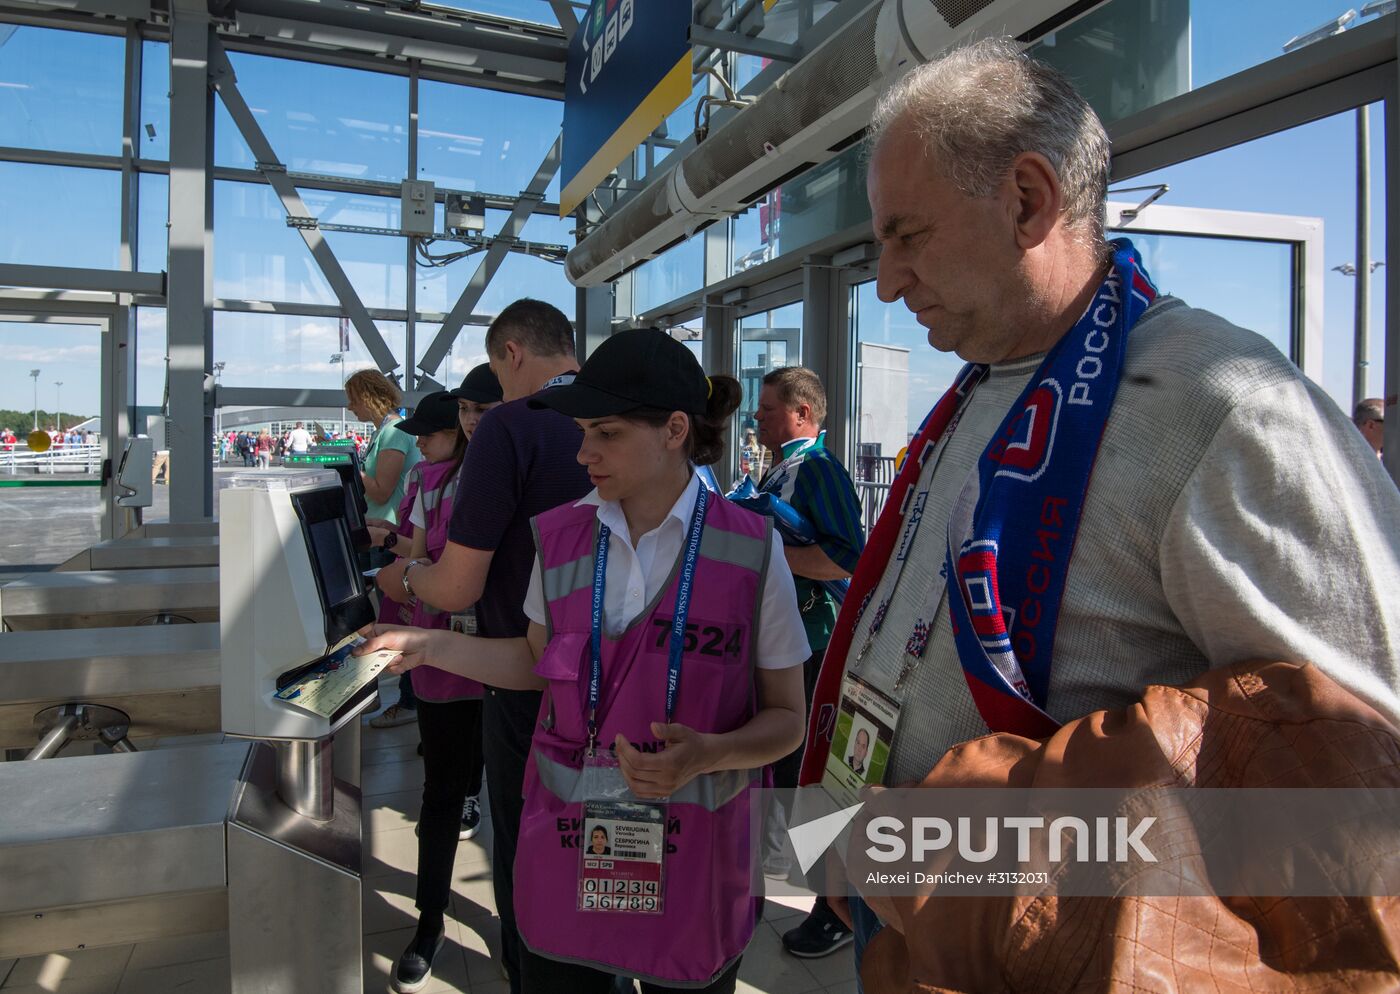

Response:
(286, 447), (371, 550)
(309, 518), (357, 607)
(291, 485), (374, 645)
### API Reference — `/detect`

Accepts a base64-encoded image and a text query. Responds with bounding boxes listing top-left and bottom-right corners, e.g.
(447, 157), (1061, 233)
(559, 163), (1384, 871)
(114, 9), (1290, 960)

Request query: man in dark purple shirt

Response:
(377, 298), (590, 993)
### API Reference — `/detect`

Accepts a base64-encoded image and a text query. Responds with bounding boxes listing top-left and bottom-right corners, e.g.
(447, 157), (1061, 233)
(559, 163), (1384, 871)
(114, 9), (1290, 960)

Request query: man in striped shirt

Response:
(754, 366), (867, 959)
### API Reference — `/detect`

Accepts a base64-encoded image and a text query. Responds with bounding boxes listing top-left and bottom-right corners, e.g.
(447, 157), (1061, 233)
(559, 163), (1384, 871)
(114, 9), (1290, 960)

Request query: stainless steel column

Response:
(167, 0), (215, 519)
(331, 720), (362, 791)
(229, 742), (362, 994)
(273, 739), (334, 822)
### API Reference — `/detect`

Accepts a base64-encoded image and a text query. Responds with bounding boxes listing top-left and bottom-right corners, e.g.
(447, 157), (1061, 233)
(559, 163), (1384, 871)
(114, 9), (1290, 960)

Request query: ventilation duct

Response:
(566, 0), (1100, 289)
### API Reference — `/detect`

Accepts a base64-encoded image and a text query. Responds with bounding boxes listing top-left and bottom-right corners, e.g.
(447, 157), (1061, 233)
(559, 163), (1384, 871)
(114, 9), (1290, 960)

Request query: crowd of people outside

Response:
(0, 426), (96, 451)
(217, 421), (368, 467)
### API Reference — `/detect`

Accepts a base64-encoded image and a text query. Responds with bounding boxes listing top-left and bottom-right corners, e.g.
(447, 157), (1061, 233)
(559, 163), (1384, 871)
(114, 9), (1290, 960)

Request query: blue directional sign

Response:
(560, 0), (692, 217)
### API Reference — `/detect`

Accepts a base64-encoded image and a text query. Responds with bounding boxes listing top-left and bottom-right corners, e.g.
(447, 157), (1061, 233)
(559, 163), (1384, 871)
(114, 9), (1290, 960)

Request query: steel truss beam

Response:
(0, 0), (567, 98)
(167, 0), (214, 519)
(0, 145), (563, 218)
(232, 11), (565, 84)
(0, 263), (163, 295)
(209, 39), (398, 373)
(417, 134), (563, 380)
(547, 0), (578, 38)
(0, 0), (148, 18)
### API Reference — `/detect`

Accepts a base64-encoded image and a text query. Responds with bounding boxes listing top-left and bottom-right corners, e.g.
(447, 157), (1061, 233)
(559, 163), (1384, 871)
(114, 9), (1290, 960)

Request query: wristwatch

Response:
(383, 531), (398, 551)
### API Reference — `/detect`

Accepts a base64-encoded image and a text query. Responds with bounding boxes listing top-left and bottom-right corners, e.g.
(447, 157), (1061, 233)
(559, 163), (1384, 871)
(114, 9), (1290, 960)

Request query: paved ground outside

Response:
(1, 466), (254, 570)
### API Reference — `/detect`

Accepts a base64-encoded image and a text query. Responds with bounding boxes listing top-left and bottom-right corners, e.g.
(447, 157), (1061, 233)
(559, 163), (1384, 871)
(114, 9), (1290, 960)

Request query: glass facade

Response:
(1030, 0), (1373, 127)
(215, 53), (409, 183)
(139, 40), (169, 162)
(0, 11), (576, 535)
(213, 312), (408, 391)
(736, 301), (802, 479)
(0, 0), (1393, 532)
(417, 81), (563, 200)
(1117, 104), (1387, 405)
(634, 236), (704, 315)
(0, 162), (121, 269)
(0, 26), (124, 155)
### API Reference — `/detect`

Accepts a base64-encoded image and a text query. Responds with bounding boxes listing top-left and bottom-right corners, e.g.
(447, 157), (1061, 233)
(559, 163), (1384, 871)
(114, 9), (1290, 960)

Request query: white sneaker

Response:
(762, 852), (793, 881)
(460, 796), (482, 840)
(369, 703), (417, 729)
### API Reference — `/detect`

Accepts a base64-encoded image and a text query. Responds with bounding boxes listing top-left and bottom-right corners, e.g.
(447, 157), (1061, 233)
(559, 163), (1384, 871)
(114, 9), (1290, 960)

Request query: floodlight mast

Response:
(1284, 6), (1390, 408)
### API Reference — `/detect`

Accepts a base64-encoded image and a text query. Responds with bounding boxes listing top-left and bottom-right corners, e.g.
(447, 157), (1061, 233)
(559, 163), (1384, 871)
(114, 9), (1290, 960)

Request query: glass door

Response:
(0, 311), (115, 570)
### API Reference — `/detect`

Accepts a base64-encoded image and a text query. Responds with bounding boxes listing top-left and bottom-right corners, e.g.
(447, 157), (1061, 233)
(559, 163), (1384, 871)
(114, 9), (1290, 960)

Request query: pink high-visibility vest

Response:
(375, 464), (420, 629)
(515, 496), (772, 985)
(408, 457), (483, 702)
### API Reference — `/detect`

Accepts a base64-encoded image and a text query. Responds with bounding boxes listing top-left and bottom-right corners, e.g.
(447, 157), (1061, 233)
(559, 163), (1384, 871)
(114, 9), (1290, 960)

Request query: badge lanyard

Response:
(586, 484), (710, 755)
(848, 364), (989, 695)
(578, 484), (709, 917)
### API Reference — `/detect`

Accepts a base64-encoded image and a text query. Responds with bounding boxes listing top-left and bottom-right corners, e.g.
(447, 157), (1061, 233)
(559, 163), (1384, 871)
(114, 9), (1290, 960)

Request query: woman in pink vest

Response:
(373, 375), (502, 994)
(357, 330), (811, 992)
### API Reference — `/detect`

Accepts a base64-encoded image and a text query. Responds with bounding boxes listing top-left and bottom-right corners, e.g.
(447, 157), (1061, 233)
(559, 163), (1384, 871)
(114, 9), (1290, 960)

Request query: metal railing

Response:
(854, 453), (897, 532)
(856, 480), (891, 533)
(0, 443), (103, 475)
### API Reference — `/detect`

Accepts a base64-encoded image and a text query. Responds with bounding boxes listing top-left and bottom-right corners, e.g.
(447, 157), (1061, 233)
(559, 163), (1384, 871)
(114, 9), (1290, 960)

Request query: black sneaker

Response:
(460, 796), (482, 840)
(781, 909), (853, 959)
(392, 924), (445, 993)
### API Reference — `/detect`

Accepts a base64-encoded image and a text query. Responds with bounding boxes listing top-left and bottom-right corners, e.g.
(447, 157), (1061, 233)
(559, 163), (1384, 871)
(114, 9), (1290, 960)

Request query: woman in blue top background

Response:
(346, 368), (424, 728)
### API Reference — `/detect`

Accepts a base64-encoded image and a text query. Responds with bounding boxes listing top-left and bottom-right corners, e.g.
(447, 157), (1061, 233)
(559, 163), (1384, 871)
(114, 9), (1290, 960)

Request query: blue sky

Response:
(0, 1), (1390, 436)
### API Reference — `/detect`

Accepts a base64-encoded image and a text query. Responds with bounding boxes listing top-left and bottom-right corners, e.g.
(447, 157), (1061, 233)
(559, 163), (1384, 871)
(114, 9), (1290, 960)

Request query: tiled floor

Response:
(1, 686), (858, 994)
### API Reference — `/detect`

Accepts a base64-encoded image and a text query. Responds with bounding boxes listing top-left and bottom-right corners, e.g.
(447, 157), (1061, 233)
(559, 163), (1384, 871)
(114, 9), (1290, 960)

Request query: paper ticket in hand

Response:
(274, 634), (402, 718)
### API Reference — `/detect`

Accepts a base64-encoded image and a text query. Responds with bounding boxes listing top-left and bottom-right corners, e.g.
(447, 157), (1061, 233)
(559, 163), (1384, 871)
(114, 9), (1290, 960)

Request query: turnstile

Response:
(0, 567), (219, 630)
(0, 624), (221, 752)
(58, 536), (220, 571)
(0, 738), (367, 994)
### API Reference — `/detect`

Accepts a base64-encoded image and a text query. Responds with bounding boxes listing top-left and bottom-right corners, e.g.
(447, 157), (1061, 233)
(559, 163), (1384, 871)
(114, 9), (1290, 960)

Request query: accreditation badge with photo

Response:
(822, 674), (900, 810)
(577, 752), (666, 914)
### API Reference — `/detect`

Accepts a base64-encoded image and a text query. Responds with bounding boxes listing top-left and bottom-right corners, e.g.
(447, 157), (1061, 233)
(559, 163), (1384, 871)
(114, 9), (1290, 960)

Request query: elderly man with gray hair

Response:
(798, 37), (1400, 980)
(1355, 397), (1386, 457)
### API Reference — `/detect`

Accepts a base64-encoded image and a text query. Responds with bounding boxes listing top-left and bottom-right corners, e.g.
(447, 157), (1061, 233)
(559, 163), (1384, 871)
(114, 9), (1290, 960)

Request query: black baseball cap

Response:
(397, 391), (460, 435)
(528, 329), (707, 419)
(448, 363), (503, 404)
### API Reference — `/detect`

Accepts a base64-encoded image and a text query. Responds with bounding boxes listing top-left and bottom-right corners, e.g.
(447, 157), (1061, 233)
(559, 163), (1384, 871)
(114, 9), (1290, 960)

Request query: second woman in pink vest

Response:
(374, 369), (502, 994)
(357, 329), (811, 992)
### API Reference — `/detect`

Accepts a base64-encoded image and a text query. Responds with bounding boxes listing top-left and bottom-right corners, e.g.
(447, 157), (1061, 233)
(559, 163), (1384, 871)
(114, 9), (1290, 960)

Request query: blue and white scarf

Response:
(944, 239), (1158, 735)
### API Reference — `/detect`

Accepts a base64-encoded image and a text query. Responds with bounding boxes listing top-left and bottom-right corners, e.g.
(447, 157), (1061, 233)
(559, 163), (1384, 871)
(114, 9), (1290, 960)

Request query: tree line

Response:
(0, 409), (97, 436)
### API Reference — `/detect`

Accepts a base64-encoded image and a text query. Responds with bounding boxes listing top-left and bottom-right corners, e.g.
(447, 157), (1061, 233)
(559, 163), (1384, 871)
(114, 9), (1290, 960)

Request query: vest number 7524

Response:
(652, 618), (744, 658)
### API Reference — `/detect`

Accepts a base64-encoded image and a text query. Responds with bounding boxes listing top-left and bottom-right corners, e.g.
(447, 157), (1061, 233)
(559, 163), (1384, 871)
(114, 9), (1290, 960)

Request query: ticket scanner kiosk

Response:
(219, 470), (384, 994)
(220, 469), (377, 746)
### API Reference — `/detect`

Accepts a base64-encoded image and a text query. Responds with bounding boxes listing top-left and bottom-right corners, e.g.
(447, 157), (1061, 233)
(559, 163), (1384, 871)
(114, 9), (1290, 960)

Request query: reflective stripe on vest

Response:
(543, 551), (596, 604)
(541, 523), (768, 608)
(532, 747), (753, 812)
(421, 474), (456, 514)
(697, 526), (766, 573)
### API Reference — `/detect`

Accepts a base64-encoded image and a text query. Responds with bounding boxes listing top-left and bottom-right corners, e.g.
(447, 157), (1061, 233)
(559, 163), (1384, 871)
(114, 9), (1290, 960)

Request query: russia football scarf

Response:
(944, 239), (1157, 735)
(799, 239), (1157, 781)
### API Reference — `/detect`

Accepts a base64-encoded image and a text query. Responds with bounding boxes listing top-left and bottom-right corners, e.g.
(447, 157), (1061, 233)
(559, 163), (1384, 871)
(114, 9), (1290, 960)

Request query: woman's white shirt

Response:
(523, 473), (809, 670)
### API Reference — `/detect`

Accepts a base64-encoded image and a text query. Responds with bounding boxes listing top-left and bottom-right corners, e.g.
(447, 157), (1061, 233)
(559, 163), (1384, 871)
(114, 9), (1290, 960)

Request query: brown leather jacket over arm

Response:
(858, 660), (1400, 994)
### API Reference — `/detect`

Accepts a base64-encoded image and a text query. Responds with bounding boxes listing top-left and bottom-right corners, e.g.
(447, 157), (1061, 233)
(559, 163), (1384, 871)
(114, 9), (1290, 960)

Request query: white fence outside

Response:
(1, 443), (103, 475)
